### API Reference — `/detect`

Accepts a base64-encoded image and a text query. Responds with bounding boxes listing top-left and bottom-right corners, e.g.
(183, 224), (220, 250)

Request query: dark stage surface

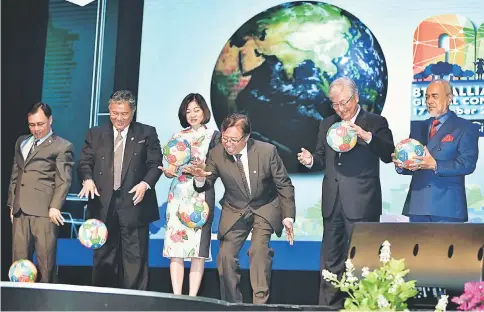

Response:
(0, 281), (332, 311)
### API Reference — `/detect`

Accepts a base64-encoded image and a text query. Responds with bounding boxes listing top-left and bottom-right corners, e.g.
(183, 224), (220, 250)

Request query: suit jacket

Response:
(77, 122), (163, 226)
(7, 134), (74, 217)
(311, 109), (394, 220)
(194, 139), (296, 238)
(400, 111), (479, 221)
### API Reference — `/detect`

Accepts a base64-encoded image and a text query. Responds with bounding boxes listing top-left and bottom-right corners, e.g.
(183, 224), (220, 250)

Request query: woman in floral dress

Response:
(160, 93), (220, 296)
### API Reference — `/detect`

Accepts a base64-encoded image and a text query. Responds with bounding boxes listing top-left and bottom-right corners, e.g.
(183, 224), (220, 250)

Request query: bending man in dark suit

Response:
(393, 79), (479, 222)
(297, 77), (395, 308)
(7, 102), (74, 283)
(185, 113), (295, 304)
(78, 90), (162, 290)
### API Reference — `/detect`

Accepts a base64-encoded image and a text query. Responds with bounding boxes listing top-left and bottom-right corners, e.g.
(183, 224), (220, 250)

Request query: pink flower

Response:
(451, 281), (484, 311)
(177, 175), (188, 183)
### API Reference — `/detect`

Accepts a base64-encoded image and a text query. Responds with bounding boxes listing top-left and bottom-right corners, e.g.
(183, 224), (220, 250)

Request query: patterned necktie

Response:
(26, 139), (40, 159)
(429, 119), (440, 139)
(113, 130), (124, 190)
(235, 154), (251, 197)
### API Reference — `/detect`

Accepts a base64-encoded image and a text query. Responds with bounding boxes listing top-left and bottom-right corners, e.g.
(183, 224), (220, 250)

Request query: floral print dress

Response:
(162, 126), (215, 260)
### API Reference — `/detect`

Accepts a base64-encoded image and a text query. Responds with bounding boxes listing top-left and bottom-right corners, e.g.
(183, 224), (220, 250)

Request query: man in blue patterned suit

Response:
(393, 79), (479, 222)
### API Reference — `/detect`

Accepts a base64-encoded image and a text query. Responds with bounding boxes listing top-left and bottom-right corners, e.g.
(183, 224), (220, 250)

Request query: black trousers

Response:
(12, 210), (58, 283)
(318, 191), (379, 308)
(92, 190), (149, 290)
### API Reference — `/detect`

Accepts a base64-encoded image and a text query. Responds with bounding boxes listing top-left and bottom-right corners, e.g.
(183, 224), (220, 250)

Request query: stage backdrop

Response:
(45, 0), (484, 270)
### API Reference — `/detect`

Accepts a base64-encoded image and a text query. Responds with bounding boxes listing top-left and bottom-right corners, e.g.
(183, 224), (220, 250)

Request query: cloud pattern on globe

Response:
(211, 1), (388, 172)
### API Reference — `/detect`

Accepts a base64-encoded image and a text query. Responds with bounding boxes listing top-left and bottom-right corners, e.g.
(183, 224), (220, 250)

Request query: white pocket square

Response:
(138, 140), (145, 143)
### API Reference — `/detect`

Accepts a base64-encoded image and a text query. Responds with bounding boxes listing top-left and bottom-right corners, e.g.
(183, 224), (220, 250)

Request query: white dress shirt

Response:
(306, 105), (371, 168)
(113, 125), (150, 190)
(195, 143), (293, 225)
(233, 144), (251, 194)
(21, 130), (53, 160)
(113, 125), (129, 165)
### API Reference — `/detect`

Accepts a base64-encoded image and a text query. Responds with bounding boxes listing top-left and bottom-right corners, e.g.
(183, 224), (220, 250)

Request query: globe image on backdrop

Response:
(210, 1), (388, 172)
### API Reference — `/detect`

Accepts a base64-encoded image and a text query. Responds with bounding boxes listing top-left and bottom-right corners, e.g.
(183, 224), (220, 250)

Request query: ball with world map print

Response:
(211, 1), (387, 172)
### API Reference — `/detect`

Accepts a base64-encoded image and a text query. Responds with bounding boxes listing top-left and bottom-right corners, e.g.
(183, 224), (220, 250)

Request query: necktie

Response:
(235, 154), (251, 197)
(429, 119), (440, 139)
(113, 130), (124, 190)
(26, 139), (39, 159)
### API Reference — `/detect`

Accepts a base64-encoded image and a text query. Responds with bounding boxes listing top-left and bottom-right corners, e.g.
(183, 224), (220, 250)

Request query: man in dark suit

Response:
(185, 113), (295, 304)
(298, 77), (395, 308)
(7, 102), (74, 283)
(393, 79), (479, 222)
(77, 90), (162, 290)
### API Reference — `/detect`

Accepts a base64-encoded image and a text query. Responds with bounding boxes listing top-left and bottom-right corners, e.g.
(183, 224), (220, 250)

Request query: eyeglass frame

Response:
(221, 134), (248, 144)
(331, 93), (355, 109)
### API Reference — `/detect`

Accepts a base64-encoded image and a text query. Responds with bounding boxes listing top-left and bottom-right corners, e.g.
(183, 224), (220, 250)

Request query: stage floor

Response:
(0, 282), (333, 311)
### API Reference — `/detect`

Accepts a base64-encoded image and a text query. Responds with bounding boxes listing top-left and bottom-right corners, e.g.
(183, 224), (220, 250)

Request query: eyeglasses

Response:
(110, 111), (131, 119)
(331, 93), (354, 109)
(28, 122), (47, 128)
(221, 135), (246, 144)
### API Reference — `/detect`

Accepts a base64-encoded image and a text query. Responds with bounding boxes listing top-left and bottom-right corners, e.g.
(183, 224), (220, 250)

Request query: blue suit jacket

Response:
(399, 111), (479, 221)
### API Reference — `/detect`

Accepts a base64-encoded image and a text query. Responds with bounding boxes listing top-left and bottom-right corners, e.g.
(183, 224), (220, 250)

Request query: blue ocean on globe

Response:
(211, 1), (387, 172)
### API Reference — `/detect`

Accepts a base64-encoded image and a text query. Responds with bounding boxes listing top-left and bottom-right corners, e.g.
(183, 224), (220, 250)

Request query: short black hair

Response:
(178, 93), (211, 128)
(28, 102), (52, 118)
(221, 113), (251, 136)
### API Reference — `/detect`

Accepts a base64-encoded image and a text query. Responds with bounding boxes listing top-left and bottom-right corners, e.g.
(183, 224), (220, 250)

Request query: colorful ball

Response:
(78, 219), (108, 249)
(177, 201), (210, 228)
(326, 121), (357, 152)
(394, 138), (425, 167)
(162, 138), (191, 166)
(9, 259), (37, 282)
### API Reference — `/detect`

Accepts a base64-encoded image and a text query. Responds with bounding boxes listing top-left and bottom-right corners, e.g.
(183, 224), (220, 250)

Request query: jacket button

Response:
(100, 172), (103, 175)
(134, 152), (137, 156)
(438, 148), (442, 151)
(101, 156), (105, 159)
(21, 184), (25, 187)
(337, 162), (342, 166)
(24, 170), (27, 173)
(334, 178), (338, 182)
(427, 185), (431, 188)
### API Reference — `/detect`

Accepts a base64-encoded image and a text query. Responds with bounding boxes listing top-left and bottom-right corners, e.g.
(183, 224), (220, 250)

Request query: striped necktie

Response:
(113, 130), (124, 190)
(26, 139), (40, 160)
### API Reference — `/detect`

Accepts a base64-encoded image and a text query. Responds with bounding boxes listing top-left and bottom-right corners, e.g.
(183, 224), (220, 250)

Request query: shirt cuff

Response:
(305, 156), (313, 169)
(283, 217), (294, 225)
(141, 181), (151, 190)
(364, 133), (372, 144)
(194, 178), (206, 187)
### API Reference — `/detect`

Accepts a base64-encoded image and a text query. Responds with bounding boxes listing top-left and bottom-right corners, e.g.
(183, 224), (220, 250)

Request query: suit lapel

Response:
(121, 123), (139, 184)
(24, 134), (56, 165)
(103, 126), (115, 180)
(225, 150), (251, 200)
(247, 140), (259, 198)
(427, 113), (456, 151)
(16, 135), (29, 168)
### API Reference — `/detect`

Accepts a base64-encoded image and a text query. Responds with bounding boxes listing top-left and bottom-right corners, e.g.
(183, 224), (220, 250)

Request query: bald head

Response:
(425, 79), (453, 117)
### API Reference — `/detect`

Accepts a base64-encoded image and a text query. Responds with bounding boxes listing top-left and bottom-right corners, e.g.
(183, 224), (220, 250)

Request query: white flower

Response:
(393, 274), (404, 286)
(322, 269), (337, 281)
(361, 267), (370, 277)
(347, 275), (358, 284)
(377, 294), (390, 309)
(435, 295), (448, 312)
(345, 259), (354, 271)
(379, 241), (392, 263)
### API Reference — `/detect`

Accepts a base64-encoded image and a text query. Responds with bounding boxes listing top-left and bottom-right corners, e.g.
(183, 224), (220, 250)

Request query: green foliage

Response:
(322, 241), (418, 311)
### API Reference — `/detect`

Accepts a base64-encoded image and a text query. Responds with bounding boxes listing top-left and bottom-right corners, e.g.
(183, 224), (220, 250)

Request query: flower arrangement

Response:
(451, 281), (484, 311)
(322, 240), (449, 311)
